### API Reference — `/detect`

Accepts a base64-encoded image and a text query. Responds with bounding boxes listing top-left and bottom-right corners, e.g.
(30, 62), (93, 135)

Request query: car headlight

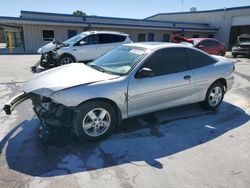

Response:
(37, 48), (43, 54)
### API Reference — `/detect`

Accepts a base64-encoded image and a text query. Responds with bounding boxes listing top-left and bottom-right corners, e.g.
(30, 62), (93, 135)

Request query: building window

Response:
(193, 34), (199, 38)
(148, 33), (155, 41)
(208, 34), (214, 38)
(42, 30), (54, 41)
(138, 33), (146, 42)
(68, 30), (77, 39)
(162, 34), (170, 42)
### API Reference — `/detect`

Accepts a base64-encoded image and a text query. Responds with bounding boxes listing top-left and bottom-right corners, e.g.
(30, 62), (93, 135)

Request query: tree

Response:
(73, 10), (86, 16)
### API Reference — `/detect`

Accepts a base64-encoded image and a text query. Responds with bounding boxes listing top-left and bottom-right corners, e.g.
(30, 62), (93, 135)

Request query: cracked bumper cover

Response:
(3, 92), (29, 115)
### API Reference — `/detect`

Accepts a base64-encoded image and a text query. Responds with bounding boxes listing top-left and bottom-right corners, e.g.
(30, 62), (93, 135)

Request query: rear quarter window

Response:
(99, 34), (126, 44)
(188, 48), (217, 69)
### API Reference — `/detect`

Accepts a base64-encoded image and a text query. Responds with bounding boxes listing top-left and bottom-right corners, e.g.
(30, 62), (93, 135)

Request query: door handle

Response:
(184, 75), (191, 80)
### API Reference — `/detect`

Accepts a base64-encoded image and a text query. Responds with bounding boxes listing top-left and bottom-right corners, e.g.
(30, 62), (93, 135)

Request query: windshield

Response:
(90, 46), (147, 75)
(63, 34), (87, 45)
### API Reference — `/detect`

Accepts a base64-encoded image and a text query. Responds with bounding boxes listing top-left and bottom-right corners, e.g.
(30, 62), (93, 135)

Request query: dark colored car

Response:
(192, 38), (226, 56)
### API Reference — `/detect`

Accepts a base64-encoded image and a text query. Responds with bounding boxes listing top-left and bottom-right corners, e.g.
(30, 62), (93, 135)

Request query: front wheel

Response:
(74, 101), (117, 141)
(201, 82), (225, 110)
(60, 54), (75, 65)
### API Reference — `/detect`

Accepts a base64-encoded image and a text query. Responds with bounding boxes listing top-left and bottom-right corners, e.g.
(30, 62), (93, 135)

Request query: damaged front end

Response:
(3, 92), (29, 115)
(30, 93), (74, 128)
(3, 92), (74, 128)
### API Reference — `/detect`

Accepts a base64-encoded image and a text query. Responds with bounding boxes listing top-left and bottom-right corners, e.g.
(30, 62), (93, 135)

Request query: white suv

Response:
(54, 31), (132, 64)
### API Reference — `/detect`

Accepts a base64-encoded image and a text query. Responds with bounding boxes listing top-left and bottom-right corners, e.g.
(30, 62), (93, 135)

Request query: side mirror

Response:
(79, 41), (86, 46)
(136, 68), (154, 79)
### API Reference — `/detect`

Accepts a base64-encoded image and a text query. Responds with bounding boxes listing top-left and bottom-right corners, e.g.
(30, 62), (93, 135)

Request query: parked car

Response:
(32, 31), (132, 70)
(232, 34), (250, 58)
(192, 38), (226, 56)
(4, 42), (234, 141)
(172, 34), (226, 56)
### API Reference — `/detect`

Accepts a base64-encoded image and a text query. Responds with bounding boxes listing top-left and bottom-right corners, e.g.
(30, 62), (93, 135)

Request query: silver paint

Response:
(23, 43), (234, 120)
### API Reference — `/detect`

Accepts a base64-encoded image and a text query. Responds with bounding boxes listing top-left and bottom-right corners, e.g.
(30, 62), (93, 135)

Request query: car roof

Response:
(124, 42), (191, 50)
(80, 30), (128, 36)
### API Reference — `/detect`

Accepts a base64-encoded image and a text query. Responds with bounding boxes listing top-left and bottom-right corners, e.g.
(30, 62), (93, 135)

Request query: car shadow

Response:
(1, 102), (249, 177)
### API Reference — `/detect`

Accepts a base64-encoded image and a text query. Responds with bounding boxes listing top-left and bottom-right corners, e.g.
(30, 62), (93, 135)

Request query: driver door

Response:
(127, 47), (195, 117)
(72, 34), (101, 61)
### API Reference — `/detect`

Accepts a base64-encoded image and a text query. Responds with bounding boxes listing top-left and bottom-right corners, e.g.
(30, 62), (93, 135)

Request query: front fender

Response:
(50, 77), (128, 119)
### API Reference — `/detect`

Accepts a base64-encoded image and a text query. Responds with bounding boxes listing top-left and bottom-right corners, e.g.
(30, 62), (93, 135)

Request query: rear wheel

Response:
(232, 53), (237, 58)
(74, 101), (117, 141)
(201, 82), (225, 110)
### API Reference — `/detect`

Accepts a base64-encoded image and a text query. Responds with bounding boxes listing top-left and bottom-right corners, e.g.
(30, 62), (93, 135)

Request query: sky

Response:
(0, 0), (249, 19)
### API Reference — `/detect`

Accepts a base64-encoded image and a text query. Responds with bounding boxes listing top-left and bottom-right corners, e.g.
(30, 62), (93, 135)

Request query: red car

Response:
(172, 35), (226, 56)
(192, 38), (226, 56)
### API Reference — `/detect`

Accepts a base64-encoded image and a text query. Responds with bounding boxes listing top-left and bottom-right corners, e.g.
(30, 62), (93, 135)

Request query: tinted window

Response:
(187, 48), (217, 69)
(142, 48), (189, 76)
(99, 34), (120, 44)
(113, 35), (126, 42)
(76, 35), (98, 45)
(208, 40), (219, 47)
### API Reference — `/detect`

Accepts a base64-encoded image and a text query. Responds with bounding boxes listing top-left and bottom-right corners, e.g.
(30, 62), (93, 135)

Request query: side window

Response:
(141, 48), (189, 77)
(76, 35), (98, 46)
(209, 40), (218, 47)
(113, 35), (126, 42)
(188, 48), (217, 69)
(99, 34), (117, 44)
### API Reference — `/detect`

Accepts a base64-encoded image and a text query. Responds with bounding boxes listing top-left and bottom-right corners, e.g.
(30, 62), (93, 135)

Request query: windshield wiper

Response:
(89, 64), (106, 73)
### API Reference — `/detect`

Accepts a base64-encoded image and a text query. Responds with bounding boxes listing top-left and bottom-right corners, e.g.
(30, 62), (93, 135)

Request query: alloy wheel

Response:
(208, 86), (223, 107)
(82, 108), (111, 137)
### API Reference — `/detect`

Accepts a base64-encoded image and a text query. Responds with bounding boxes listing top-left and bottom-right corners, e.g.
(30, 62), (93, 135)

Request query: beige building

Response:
(1, 6), (249, 53)
(146, 6), (250, 49)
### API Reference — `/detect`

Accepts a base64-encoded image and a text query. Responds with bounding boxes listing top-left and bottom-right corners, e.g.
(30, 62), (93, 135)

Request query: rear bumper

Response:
(3, 92), (29, 115)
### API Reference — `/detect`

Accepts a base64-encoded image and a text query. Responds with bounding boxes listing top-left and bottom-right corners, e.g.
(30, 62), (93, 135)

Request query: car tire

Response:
(200, 81), (225, 110)
(60, 54), (76, 65)
(74, 101), (117, 141)
(232, 53), (237, 58)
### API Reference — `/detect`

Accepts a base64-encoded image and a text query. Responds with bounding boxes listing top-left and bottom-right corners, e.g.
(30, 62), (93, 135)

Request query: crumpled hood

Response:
(37, 42), (57, 54)
(23, 64), (119, 97)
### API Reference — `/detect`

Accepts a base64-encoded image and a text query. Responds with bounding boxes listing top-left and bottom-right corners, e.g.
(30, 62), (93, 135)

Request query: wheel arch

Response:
(61, 53), (76, 62)
(211, 78), (227, 92)
(77, 97), (122, 125)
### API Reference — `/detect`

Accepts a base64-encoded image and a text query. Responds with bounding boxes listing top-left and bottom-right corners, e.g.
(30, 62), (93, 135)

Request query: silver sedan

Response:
(4, 42), (234, 141)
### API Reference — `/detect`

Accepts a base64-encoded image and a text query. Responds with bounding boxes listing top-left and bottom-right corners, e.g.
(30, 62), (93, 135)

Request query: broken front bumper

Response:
(3, 92), (29, 115)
